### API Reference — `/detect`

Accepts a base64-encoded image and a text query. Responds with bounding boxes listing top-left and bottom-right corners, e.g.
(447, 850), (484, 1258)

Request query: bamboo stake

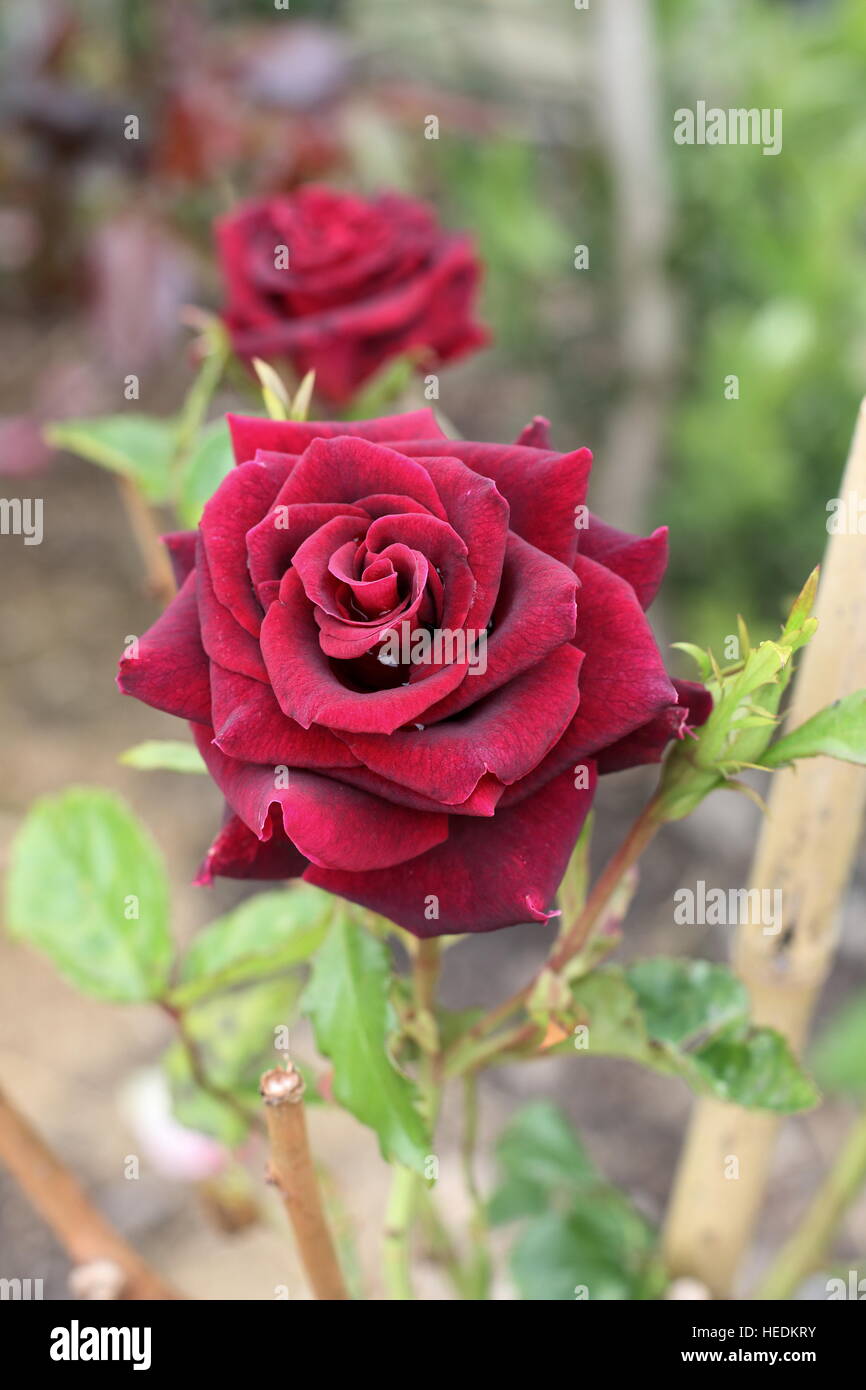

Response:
(260, 1064), (349, 1301)
(0, 1084), (180, 1300)
(663, 397), (866, 1296)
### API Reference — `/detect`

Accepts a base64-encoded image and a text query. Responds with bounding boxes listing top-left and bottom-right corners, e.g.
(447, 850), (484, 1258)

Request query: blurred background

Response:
(1, 0), (866, 1299)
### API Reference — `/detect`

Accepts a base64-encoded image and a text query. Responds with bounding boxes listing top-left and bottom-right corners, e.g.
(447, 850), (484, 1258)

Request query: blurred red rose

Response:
(118, 410), (708, 937)
(215, 186), (488, 402)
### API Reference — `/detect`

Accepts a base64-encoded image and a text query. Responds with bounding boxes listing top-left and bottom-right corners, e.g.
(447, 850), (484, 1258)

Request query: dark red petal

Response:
(196, 538), (268, 682)
(196, 809), (308, 884)
(199, 457), (288, 636)
(327, 764), (503, 818)
(342, 645), (583, 805)
(396, 438), (592, 567)
(559, 552), (677, 759)
(421, 532), (579, 722)
(260, 569), (469, 733)
(227, 409), (447, 467)
(580, 516), (669, 611)
(193, 725), (447, 872)
(596, 678), (713, 774)
(275, 436), (447, 519)
(163, 531), (197, 586)
(117, 574), (211, 723)
(304, 764), (597, 937)
(246, 501), (369, 608)
(410, 453), (508, 631)
(514, 417), (552, 448)
(209, 664), (359, 768)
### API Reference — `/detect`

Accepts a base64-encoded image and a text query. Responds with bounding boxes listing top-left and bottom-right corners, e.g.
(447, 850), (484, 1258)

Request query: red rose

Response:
(118, 409), (708, 937)
(215, 186), (487, 403)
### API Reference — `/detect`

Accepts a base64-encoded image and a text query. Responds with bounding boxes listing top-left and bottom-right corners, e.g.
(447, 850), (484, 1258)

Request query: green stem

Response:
(461, 1074), (492, 1299)
(755, 1108), (866, 1300)
(160, 1002), (259, 1132)
(383, 1165), (419, 1300)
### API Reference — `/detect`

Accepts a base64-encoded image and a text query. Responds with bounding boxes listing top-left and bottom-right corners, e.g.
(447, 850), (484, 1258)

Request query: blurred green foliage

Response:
(657, 0), (866, 639)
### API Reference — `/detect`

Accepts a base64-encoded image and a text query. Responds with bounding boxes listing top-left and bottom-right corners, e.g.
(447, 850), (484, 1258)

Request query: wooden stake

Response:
(663, 398), (866, 1295)
(260, 1065), (349, 1301)
(0, 1084), (180, 1300)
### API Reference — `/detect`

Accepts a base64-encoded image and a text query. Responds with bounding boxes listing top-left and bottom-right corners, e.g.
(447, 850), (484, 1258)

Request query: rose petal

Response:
(596, 678), (713, 773)
(162, 531), (197, 587)
(196, 808), (308, 884)
(261, 568), (470, 733)
(580, 516), (669, 610)
(196, 538), (269, 682)
(227, 408), (447, 467)
(304, 764), (597, 936)
(193, 725), (448, 871)
(117, 574), (211, 722)
(562, 552), (678, 755)
(199, 457), (289, 636)
(421, 532), (579, 722)
(342, 645), (583, 805)
(396, 438), (592, 567)
(209, 664), (358, 768)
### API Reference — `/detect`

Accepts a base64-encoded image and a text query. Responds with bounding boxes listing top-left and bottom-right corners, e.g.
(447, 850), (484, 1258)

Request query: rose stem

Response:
(381, 935), (444, 1300)
(460, 1074), (492, 1298)
(662, 396), (866, 1296)
(447, 793), (665, 1070)
(161, 1001), (260, 1132)
(260, 1063), (349, 1300)
(0, 1083), (180, 1299)
(116, 475), (176, 607)
(754, 1107), (866, 1300)
(383, 1165), (419, 1300)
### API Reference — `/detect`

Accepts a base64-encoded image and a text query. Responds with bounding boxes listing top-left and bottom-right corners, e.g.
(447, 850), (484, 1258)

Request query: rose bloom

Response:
(118, 409), (709, 937)
(216, 186), (487, 403)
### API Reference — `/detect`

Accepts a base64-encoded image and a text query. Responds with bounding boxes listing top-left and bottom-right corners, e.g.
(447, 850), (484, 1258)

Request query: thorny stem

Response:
(446, 794), (665, 1074)
(755, 1108), (866, 1300)
(0, 1082), (180, 1299)
(261, 1064), (348, 1301)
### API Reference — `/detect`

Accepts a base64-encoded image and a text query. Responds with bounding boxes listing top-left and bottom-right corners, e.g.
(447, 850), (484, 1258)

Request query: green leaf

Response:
(625, 957), (747, 1047)
(175, 421), (235, 527)
(5, 788), (171, 1002)
(302, 918), (429, 1172)
(671, 641), (712, 681)
(169, 886), (331, 1008)
(119, 740), (207, 774)
(761, 690), (866, 768)
(164, 975), (301, 1146)
(566, 961), (817, 1112)
(811, 994), (866, 1097)
(690, 1023), (820, 1112)
(45, 416), (177, 503)
(488, 1100), (596, 1225)
(163, 1043), (248, 1148)
(489, 1102), (662, 1300)
(510, 1208), (660, 1301)
(290, 369), (316, 422)
(252, 359), (291, 420)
